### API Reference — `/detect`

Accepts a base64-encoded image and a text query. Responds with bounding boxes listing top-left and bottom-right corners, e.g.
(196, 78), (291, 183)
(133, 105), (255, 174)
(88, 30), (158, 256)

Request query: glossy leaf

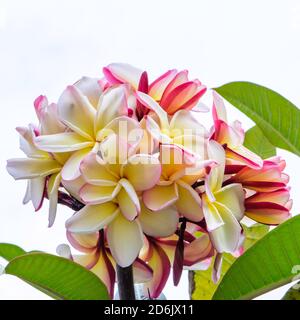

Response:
(190, 223), (269, 300)
(244, 126), (276, 159)
(0, 243), (26, 261)
(213, 215), (300, 300)
(214, 82), (300, 156)
(5, 252), (109, 300)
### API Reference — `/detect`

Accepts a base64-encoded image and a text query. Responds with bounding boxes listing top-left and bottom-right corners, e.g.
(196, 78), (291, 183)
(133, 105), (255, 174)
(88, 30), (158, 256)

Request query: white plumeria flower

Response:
(65, 134), (179, 267)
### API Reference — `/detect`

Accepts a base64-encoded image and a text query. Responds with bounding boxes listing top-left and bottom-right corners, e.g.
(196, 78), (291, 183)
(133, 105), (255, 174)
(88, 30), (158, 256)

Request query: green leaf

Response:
(0, 243), (26, 261)
(190, 223), (269, 300)
(214, 82), (300, 156)
(281, 282), (300, 300)
(244, 126), (276, 159)
(213, 215), (300, 300)
(5, 252), (109, 300)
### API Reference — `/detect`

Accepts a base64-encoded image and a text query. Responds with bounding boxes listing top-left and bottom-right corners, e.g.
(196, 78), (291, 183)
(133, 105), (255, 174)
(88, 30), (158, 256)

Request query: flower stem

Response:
(116, 264), (136, 300)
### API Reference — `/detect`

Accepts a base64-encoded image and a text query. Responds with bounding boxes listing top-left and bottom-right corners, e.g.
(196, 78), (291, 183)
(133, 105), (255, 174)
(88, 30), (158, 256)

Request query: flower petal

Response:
(149, 69), (177, 100)
(136, 91), (169, 129)
(7, 158), (61, 180)
(35, 132), (94, 153)
(66, 232), (99, 252)
(210, 202), (242, 253)
(80, 183), (121, 205)
(95, 85), (128, 134)
(139, 202), (179, 237)
(144, 242), (170, 299)
(133, 258), (153, 283)
(215, 183), (245, 221)
(122, 154), (161, 191)
(91, 250), (116, 298)
(61, 148), (91, 181)
(143, 183), (178, 211)
(29, 177), (46, 211)
(107, 213), (144, 267)
(66, 203), (119, 233)
(176, 180), (203, 221)
(117, 178), (140, 221)
(202, 198), (224, 231)
(184, 234), (214, 266)
(47, 172), (62, 227)
(103, 63), (143, 89)
(245, 202), (291, 225)
(57, 85), (96, 140)
(74, 76), (102, 108)
(80, 152), (118, 186)
(207, 140), (225, 192)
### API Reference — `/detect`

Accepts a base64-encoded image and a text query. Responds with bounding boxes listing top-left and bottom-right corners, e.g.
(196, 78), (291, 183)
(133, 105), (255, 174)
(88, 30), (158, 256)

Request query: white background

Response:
(0, 0), (299, 300)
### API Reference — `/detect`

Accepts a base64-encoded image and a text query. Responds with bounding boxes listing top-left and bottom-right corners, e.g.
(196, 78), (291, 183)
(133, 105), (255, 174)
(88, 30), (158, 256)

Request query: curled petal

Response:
(149, 69), (177, 100)
(214, 183), (245, 221)
(47, 172), (62, 227)
(136, 91), (169, 129)
(245, 202), (291, 225)
(95, 85), (128, 134)
(144, 242), (170, 299)
(139, 202), (179, 237)
(80, 183), (121, 205)
(184, 234), (214, 266)
(35, 132), (94, 153)
(226, 146), (263, 170)
(143, 183), (178, 211)
(133, 258), (153, 283)
(7, 158), (61, 180)
(210, 202), (242, 253)
(66, 232), (99, 253)
(160, 70), (189, 101)
(117, 178), (140, 221)
(122, 154), (161, 191)
(207, 140), (226, 192)
(176, 180), (203, 221)
(246, 188), (290, 206)
(103, 63), (143, 89)
(107, 213), (144, 267)
(91, 250), (116, 299)
(80, 152), (118, 186)
(74, 76), (102, 108)
(61, 148), (91, 181)
(66, 203), (119, 233)
(29, 177), (46, 211)
(57, 85), (96, 140)
(212, 91), (227, 123)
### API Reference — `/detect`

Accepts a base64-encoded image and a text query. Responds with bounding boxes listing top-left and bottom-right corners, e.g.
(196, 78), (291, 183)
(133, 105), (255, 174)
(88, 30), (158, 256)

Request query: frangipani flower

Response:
(136, 91), (208, 156)
(245, 188), (292, 225)
(202, 140), (245, 253)
(34, 80), (143, 186)
(57, 231), (153, 298)
(6, 63), (293, 299)
(143, 144), (214, 222)
(65, 136), (179, 267)
(225, 156), (289, 192)
(7, 96), (71, 226)
(103, 63), (207, 115)
(211, 91), (263, 170)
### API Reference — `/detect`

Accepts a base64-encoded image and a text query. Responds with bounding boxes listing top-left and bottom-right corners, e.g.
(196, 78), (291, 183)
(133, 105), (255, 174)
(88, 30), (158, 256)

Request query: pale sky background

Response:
(0, 0), (300, 300)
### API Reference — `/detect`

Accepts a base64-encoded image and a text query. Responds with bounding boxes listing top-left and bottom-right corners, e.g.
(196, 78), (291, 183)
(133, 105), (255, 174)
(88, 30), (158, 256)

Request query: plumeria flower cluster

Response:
(7, 63), (292, 299)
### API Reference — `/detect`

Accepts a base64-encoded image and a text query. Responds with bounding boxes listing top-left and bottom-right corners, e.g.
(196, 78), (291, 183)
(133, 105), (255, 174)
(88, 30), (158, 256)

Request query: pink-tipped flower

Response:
(149, 69), (207, 115)
(103, 63), (207, 115)
(211, 91), (263, 170)
(225, 156), (289, 193)
(245, 188), (292, 225)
